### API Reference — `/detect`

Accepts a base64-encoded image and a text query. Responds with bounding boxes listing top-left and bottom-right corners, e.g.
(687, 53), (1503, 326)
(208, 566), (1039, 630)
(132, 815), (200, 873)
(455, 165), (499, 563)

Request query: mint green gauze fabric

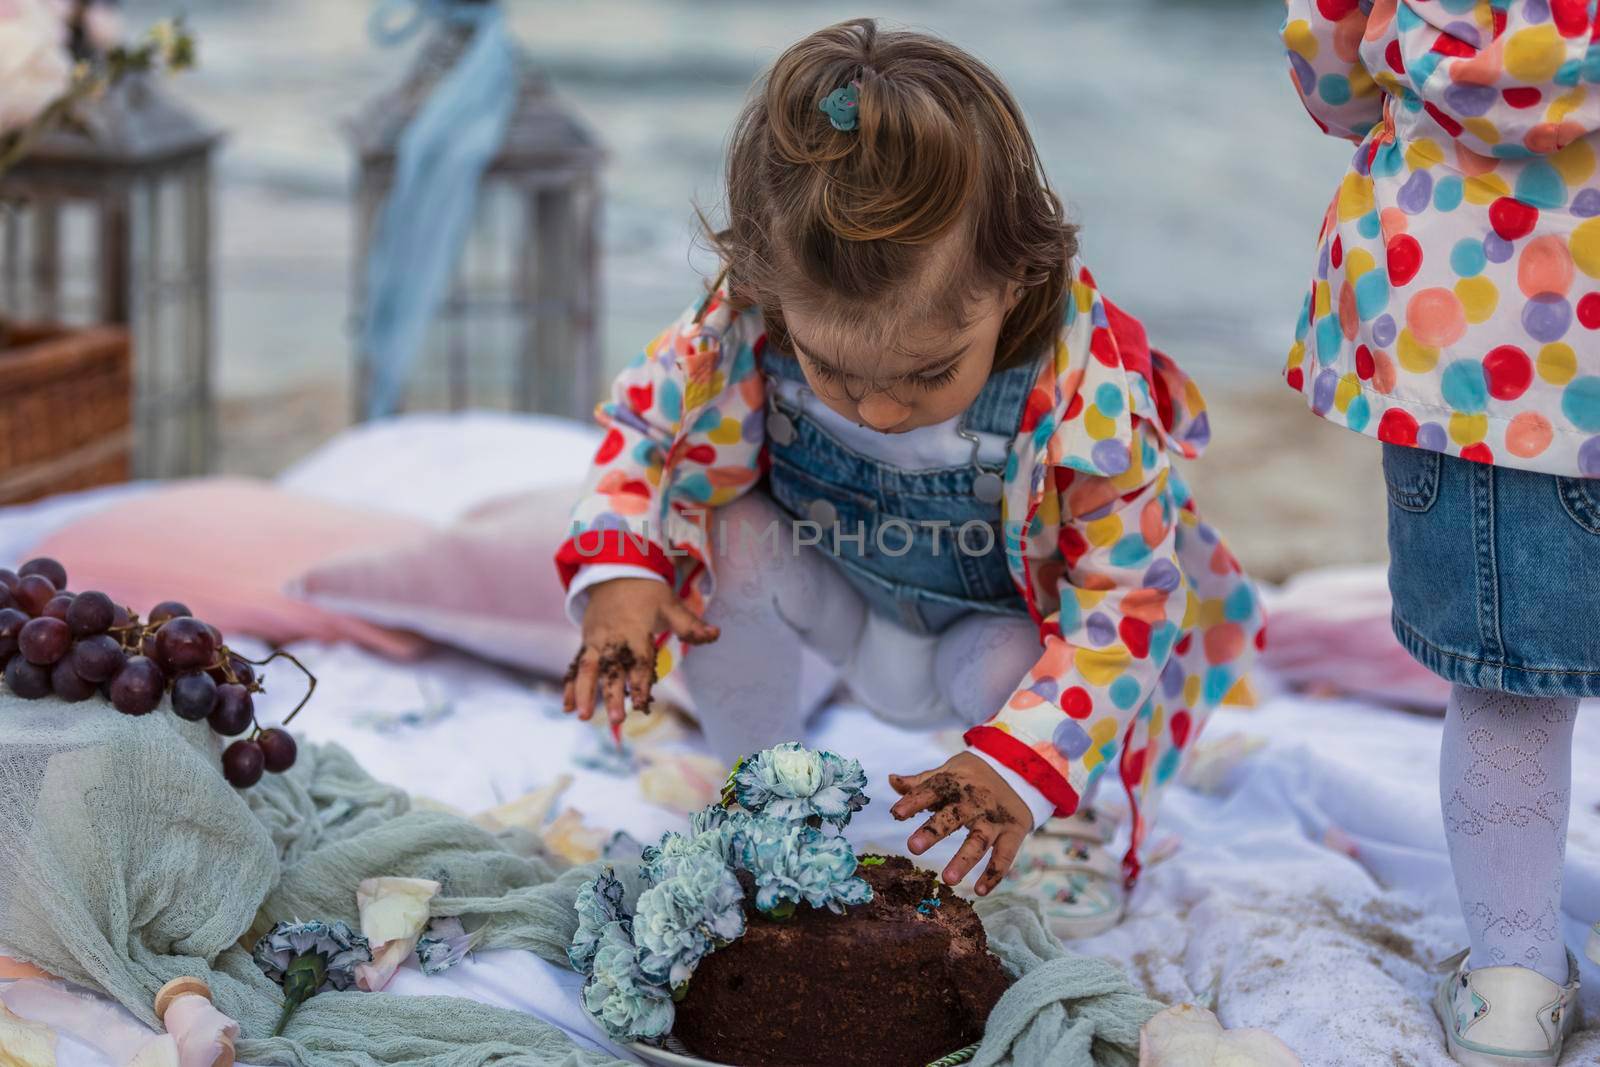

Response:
(0, 693), (1162, 1066)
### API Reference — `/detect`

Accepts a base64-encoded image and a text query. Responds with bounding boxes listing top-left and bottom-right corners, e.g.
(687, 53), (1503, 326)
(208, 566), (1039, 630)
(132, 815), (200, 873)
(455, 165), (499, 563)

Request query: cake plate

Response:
(625, 1036), (725, 1066)
(624, 1036), (980, 1066)
(584, 1010), (719, 1066)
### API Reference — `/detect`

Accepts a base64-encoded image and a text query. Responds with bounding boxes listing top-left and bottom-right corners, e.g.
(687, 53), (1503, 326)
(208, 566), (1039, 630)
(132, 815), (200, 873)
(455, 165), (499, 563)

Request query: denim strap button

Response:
(973, 471), (1004, 504)
(766, 411), (796, 446)
(807, 498), (838, 528)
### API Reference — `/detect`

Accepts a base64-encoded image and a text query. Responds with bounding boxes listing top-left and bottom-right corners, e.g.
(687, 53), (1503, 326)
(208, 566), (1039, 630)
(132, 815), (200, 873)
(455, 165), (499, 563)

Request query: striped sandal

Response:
(1002, 806), (1126, 940)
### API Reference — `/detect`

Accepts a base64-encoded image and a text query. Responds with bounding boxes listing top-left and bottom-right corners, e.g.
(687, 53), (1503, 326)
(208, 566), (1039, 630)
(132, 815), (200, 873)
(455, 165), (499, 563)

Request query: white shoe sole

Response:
(1434, 982), (1564, 1067)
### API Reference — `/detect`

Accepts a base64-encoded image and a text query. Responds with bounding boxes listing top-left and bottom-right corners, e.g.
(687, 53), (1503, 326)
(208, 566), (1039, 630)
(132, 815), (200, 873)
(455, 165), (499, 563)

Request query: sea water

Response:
(121, 0), (1349, 402)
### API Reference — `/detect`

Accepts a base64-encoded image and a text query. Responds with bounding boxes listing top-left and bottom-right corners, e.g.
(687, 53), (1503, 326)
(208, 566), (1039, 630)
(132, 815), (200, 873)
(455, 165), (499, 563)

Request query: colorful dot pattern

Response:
(1284, 0), (1600, 477)
(557, 270), (1262, 887)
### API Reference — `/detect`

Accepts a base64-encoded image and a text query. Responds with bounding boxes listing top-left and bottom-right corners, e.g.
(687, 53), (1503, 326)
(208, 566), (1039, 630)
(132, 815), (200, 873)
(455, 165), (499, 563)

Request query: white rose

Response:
(0, 0), (71, 137)
(768, 746), (822, 796)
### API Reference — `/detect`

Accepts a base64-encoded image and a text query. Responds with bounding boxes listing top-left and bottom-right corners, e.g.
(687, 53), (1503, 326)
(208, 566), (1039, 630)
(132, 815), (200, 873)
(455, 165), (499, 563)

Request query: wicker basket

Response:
(0, 323), (133, 505)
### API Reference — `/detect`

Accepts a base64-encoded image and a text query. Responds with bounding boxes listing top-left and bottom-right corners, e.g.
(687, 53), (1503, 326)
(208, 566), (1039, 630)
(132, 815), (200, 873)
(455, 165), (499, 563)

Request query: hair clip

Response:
(819, 81), (860, 132)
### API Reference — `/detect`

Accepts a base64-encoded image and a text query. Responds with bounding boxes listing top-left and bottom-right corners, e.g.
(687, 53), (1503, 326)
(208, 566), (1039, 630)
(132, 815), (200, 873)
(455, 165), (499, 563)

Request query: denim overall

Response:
(762, 352), (1034, 635)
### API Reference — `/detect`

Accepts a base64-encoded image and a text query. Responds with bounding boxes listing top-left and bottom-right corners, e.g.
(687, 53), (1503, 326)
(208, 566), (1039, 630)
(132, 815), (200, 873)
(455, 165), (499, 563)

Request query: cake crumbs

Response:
(923, 772), (963, 811)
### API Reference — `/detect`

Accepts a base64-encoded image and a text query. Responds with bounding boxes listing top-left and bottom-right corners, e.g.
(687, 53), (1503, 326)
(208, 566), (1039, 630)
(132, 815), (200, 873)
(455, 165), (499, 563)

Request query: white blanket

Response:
(270, 644), (1600, 1067)
(19, 633), (1587, 1067)
(3, 415), (1596, 1066)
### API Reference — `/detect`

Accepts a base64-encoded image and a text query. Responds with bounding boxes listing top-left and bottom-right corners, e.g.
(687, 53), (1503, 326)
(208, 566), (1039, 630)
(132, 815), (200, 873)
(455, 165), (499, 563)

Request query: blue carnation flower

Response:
(582, 920), (674, 1041)
(416, 917), (477, 976)
(729, 815), (873, 916)
(640, 809), (748, 887)
(728, 742), (868, 828)
(252, 919), (370, 992)
(689, 801), (736, 836)
(569, 866), (630, 976)
(633, 851), (746, 989)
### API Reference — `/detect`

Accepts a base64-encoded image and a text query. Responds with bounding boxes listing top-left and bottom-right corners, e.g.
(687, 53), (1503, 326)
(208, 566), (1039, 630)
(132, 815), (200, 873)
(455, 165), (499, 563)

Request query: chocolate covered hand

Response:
(563, 578), (719, 729)
(889, 752), (1033, 896)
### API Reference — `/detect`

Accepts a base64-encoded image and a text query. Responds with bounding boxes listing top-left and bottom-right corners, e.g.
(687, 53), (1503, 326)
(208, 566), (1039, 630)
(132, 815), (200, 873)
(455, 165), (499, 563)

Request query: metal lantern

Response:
(348, 9), (604, 420)
(0, 74), (220, 478)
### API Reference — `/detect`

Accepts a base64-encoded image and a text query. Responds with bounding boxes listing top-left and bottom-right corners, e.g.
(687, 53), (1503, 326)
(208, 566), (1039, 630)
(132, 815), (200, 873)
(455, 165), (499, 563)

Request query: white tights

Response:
(1440, 684), (1579, 984)
(679, 494), (1042, 764)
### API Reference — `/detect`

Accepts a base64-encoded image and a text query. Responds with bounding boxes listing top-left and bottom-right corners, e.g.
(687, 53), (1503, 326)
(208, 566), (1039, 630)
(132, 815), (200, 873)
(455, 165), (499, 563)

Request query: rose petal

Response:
(163, 993), (239, 1067)
(1139, 1004), (1301, 1066)
(354, 936), (419, 993)
(357, 877), (440, 945)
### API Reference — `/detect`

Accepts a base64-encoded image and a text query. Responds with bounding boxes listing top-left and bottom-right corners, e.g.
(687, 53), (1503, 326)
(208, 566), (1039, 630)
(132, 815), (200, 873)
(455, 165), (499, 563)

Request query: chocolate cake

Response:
(672, 856), (1012, 1067)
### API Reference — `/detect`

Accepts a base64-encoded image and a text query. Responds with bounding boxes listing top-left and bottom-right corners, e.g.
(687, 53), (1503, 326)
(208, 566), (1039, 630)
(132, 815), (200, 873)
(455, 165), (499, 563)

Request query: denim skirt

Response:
(1383, 443), (1600, 698)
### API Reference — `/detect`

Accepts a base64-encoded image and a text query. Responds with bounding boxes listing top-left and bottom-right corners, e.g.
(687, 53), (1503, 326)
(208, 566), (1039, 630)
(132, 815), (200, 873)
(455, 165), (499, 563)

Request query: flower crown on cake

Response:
(569, 742), (872, 1043)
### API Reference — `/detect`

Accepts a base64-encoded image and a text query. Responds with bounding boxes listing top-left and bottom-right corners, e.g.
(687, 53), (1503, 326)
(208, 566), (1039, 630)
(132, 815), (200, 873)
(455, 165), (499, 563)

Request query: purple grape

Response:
(155, 617), (215, 672)
(18, 558), (67, 590)
(42, 593), (74, 621)
(109, 656), (165, 716)
(66, 591), (114, 636)
(257, 728), (298, 773)
(70, 634), (125, 683)
(4, 656), (51, 699)
(0, 607), (28, 662)
(171, 671), (218, 722)
(208, 654), (255, 687)
(50, 659), (96, 702)
(13, 575), (55, 616)
(0, 586), (14, 612)
(148, 601), (192, 626)
(0, 568), (17, 593)
(19, 617), (70, 666)
(222, 740), (265, 788)
(111, 602), (130, 629)
(208, 683), (254, 736)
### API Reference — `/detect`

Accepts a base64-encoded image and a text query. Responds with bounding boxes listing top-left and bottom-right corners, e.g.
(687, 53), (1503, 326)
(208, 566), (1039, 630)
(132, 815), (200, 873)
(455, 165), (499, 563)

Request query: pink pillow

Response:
(292, 485), (584, 679)
(29, 478), (431, 659)
(1261, 565), (1451, 711)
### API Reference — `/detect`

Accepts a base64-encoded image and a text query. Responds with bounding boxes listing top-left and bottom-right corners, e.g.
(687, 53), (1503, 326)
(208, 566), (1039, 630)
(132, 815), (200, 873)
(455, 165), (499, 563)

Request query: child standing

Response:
(1283, 1), (1600, 1062)
(559, 19), (1262, 934)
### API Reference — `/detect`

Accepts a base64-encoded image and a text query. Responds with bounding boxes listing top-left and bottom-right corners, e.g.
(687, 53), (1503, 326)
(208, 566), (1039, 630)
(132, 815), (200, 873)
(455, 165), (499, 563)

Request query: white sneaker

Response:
(1433, 948), (1580, 1067)
(1003, 806), (1126, 939)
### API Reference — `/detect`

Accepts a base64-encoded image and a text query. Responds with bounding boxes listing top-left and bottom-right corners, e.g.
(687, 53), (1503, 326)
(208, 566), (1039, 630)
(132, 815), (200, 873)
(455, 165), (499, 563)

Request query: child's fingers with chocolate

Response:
(974, 829), (1024, 896)
(595, 641), (634, 727)
(907, 805), (967, 854)
(569, 646), (602, 721)
(627, 648), (656, 715)
(886, 771), (939, 820)
(941, 826), (993, 887)
(561, 644), (586, 713)
(661, 600), (720, 645)
(887, 770), (925, 795)
(889, 770), (964, 823)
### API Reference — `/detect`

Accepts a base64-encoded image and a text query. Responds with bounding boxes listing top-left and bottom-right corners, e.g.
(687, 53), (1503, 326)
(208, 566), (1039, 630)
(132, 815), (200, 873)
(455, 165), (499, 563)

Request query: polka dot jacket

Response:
(1284, 0), (1600, 475)
(555, 270), (1264, 886)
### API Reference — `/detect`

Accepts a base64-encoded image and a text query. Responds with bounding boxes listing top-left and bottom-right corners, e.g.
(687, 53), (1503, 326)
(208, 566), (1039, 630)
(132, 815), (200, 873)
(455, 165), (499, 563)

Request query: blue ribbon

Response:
(359, 0), (519, 419)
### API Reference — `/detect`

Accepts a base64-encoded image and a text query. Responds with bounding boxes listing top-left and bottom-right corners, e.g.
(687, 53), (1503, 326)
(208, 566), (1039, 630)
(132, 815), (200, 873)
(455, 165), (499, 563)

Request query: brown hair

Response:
(704, 18), (1078, 372)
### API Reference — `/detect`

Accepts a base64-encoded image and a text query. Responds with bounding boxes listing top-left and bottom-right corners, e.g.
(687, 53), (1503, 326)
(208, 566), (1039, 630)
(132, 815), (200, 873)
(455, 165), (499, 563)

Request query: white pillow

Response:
(278, 410), (601, 525)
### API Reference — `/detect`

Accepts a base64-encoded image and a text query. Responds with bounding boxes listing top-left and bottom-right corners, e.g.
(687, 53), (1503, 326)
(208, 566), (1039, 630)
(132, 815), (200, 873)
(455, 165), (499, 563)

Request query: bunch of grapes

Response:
(0, 557), (314, 789)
